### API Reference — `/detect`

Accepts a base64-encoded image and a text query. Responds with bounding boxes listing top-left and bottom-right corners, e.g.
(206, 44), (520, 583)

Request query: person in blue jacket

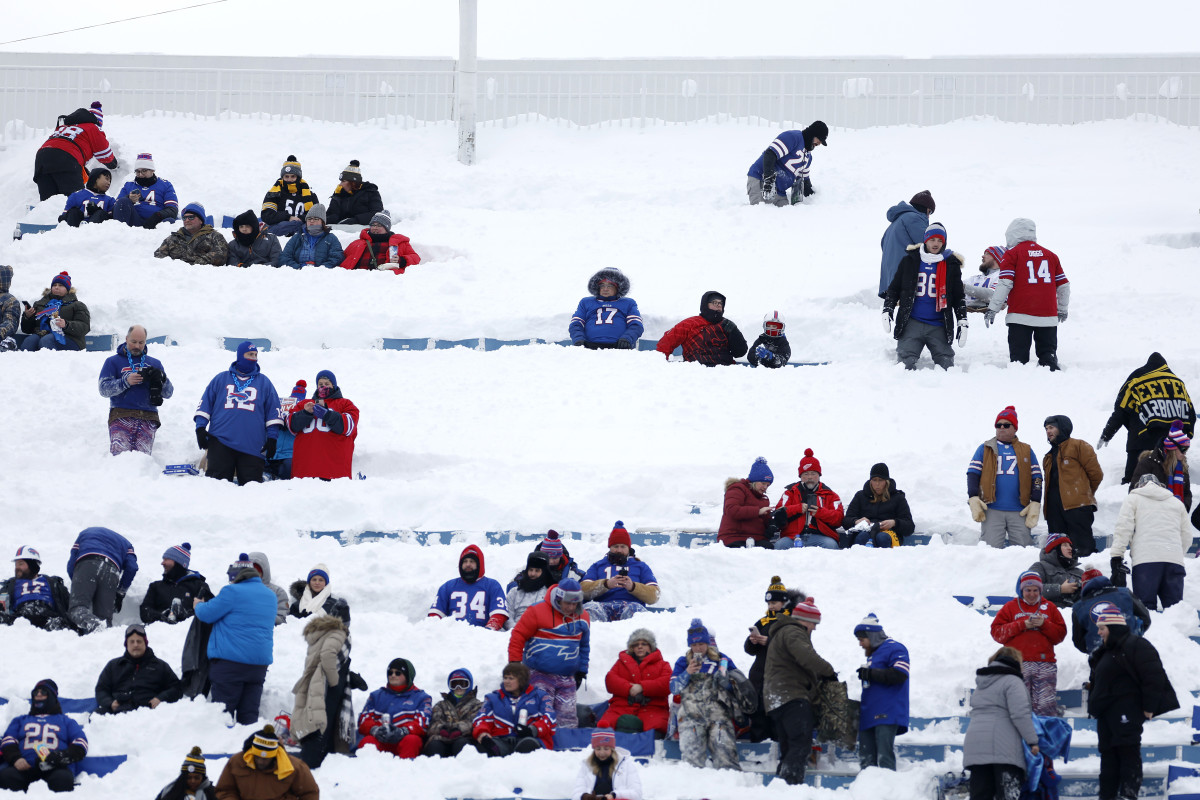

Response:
(98, 325), (174, 457)
(280, 204), (345, 269)
(1070, 570), (1152, 655)
(0, 680), (88, 793)
(472, 662), (557, 756)
(568, 268), (644, 350)
(580, 522), (661, 622)
(114, 153), (179, 229)
(746, 121), (828, 207)
(66, 526), (138, 633)
(878, 190), (935, 297)
(854, 613), (910, 770)
(193, 553), (278, 725)
(195, 341), (284, 485)
(59, 167), (115, 227)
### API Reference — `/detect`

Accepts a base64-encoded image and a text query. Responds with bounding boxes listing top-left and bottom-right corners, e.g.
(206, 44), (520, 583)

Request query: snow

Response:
(1, 107), (1199, 799)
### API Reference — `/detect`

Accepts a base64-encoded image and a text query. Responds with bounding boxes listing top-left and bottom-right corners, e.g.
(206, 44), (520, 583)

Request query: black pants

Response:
(723, 539), (775, 549)
(1007, 324), (1058, 369)
(205, 437), (265, 484)
(33, 148), (85, 201)
(1044, 504), (1096, 556)
(968, 763), (1023, 800)
(768, 699), (814, 786)
(476, 735), (541, 757)
(423, 736), (473, 757)
(1098, 743), (1142, 800)
(60, 206), (111, 228)
(0, 763), (76, 792)
(1120, 451), (1140, 485)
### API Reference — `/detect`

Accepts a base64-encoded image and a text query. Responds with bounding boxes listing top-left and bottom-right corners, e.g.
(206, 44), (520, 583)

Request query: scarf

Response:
(919, 249), (950, 312)
(1170, 461), (1186, 502)
(35, 298), (64, 332)
(297, 584), (332, 618)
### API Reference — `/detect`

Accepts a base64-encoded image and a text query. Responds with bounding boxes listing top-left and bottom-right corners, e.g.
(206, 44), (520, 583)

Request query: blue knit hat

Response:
(308, 564), (330, 586)
(182, 202), (206, 220)
(924, 221), (947, 244)
(747, 457), (773, 484)
(686, 617), (710, 646)
(853, 612), (884, 636)
(316, 369), (337, 387)
(163, 542), (192, 568)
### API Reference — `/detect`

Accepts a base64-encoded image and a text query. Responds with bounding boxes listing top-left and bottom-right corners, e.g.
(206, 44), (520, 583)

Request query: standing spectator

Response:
(194, 341), (284, 484)
(291, 613), (353, 767)
(1088, 610), (1179, 800)
(326, 159), (384, 225)
(747, 310), (791, 368)
(19, 271), (90, 352)
(568, 267), (644, 349)
(1071, 572), (1152, 655)
(154, 202), (229, 265)
(0, 265), (19, 352)
(267, 380), (307, 480)
(1042, 414), (1103, 556)
(990, 572), (1067, 717)
(843, 462), (915, 548)
(580, 521), (661, 621)
(1111, 473), (1193, 610)
(356, 658), (430, 759)
(154, 747), (213, 800)
(505, 552), (554, 630)
(763, 594), (834, 785)
(0, 545), (71, 631)
(745, 121), (828, 206)
(286, 369), (359, 480)
(66, 526), (138, 633)
(669, 618), (743, 771)
(571, 728), (644, 800)
(423, 669), (483, 758)
(98, 325), (174, 456)
(32, 101), (116, 200)
(854, 613), (910, 771)
(967, 406), (1044, 548)
(214, 725), (319, 800)
(473, 662), (556, 756)
(656, 291), (748, 366)
(1098, 353), (1195, 484)
(428, 545), (509, 629)
(279, 204), (345, 269)
(59, 167), (115, 227)
(261, 155), (317, 236)
(114, 153), (179, 229)
(193, 553), (278, 725)
(139, 542), (212, 625)
(598, 629), (671, 736)
(248, 551), (289, 627)
(742, 576), (789, 742)
(962, 647), (1040, 800)
(774, 449), (845, 549)
(509, 579), (591, 729)
(94, 623), (182, 713)
(1027, 534), (1084, 609)
(537, 531), (586, 584)
(882, 221), (968, 370)
(226, 211), (282, 267)
(1129, 421), (1192, 510)
(878, 190), (935, 297)
(964, 246), (1006, 311)
(0, 680), (88, 793)
(339, 210), (421, 274)
(717, 457), (774, 548)
(288, 564), (350, 624)
(985, 218), (1070, 370)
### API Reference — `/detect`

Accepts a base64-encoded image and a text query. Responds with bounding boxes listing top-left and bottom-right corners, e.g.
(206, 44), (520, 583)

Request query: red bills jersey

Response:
(998, 241), (1068, 318)
(39, 122), (115, 168)
(289, 398), (359, 479)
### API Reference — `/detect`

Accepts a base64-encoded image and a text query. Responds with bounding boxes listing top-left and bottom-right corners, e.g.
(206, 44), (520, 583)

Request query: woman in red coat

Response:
(598, 629), (672, 735)
(991, 571), (1066, 717)
(339, 210), (420, 275)
(286, 369), (360, 480)
(717, 457), (775, 548)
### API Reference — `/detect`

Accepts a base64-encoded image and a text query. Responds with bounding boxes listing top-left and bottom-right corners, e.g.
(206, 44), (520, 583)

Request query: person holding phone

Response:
(990, 571), (1066, 716)
(581, 522), (660, 622)
(742, 576), (789, 742)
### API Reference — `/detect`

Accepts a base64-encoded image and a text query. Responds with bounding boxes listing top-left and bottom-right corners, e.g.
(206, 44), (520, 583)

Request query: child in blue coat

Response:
(568, 268), (644, 349)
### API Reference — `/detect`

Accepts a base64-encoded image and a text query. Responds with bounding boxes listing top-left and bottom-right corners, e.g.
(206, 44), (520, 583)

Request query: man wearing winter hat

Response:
(139, 543), (212, 625)
(33, 100), (117, 200)
(226, 209), (282, 267)
(879, 189), (936, 297)
(0, 545), (71, 631)
(154, 201), (229, 265)
(280, 203), (345, 268)
(1042, 415), (1104, 557)
(326, 159), (384, 225)
(881, 221), (969, 370)
(774, 449), (845, 549)
(965, 245), (1007, 311)
(98, 324), (174, 457)
(357, 657), (432, 759)
(0, 679), (88, 793)
(985, 217), (1070, 370)
(339, 208), (422, 274)
(429, 545), (509, 630)
(743, 576), (790, 741)
(195, 342), (284, 484)
(657, 290), (748, 366)
(581, 521), (661, 621)
(94, 623), (183, 714)
(854, 613), (910, 770)
(746, 120), (828, 206)
(967, 406), (1044, 548)
(215, 724), (319, 799)
(114, 153), (180, 229)
(261, 155), (318, 236)
(19, 270), (90, 352)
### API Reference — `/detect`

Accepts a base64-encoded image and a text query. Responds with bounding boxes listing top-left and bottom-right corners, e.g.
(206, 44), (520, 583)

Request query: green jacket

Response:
(154, 225), (229, 266)
(762, 614), (835, 712)
(21, 288), (90, 350)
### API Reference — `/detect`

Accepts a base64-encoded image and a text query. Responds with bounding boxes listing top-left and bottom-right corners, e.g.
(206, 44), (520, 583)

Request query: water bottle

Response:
(517, 709), (528, 726)
(168, 597), (183, 622)
(388, 245), (399, 263)
(861, 661), (871, 688)
(719, 657), (728, 675)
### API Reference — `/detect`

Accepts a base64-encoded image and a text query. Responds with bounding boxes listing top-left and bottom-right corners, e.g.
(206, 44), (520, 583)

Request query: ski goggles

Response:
(449, 678), (470, 691)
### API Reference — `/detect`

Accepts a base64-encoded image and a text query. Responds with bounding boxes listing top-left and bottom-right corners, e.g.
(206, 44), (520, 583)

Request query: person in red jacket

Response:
(286, 369), (359, 480)
(991, 571), (1067, 716)
(656, 291), (748, 366)
(985, 218), (1069, 371)
(717, 457), (775, 548)
(33, 102), (118, 200)
(598, 628), (672, 735)
(774, 449), (845, 549)
(339, 210), (421, 275)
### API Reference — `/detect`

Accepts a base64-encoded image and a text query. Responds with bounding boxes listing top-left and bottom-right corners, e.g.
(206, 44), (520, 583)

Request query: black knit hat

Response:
(388, 657), (415, 686)
(765, 575), (788, 603)
(869, 463), (890, 480)
(803, 120), (829, 147)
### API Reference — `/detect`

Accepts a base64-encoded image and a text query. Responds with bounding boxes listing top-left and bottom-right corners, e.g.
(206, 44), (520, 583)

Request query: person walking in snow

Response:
(882, 221), (968, 370)
(569, 267), (644, 349)
(580, 521), (661, 621)
(967, 406), (1043, 548)
(356, 658), (429, 759)
(1097, 352), (1194, 484)
(962, 647), (1040, 800)
(423, 669), (483, 758)
(98, 325), (174, 456)
(990, 572), (1066, 716)
(854, 613), (910, 770)
(33, 101), (117, 201)
(984, 218), (1069, 370)
(746, 121), (828, 206)
(671, 618), (743, 771)
(742, 576), (789, 742)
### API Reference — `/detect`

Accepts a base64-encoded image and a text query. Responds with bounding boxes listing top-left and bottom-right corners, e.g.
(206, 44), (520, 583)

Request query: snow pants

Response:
(858, 723), (898, 769)
(68, 554), (121, 632)
(1045, 503), (1096, 556)
(980, 510), (1033, 548)
(896, 319), (954, 369)
(530, 669), (578, 728)
(205, 437), (265, 484)
(1131, 562), (1185, 611)
(1007, 323), (1058, 369)
(9, 600), (70, 631)
(0, 763), (75, 793)
(209, 659), (268, 725)
(968, 764), (1023, 800)
(1022, 661), (1059, 716)
(422, 736), (474, 757)
(677, 715), (740, 770)
(357, 732), (422, 759)
(33, 147), (84, 201)
(769, 698), (814, 785)
(1098, 743), (1142, 800)
(109, 417), (158, 456)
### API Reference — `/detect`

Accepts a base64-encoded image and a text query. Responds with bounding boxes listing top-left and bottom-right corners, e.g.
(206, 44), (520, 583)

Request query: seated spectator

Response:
(1071, 569), (1152, 654)
(423, 668), (483, 758)
(1028, 533), (1084, 609)
(1130, 421), (1192, 510)
(1112, 473), (1193, 611)
(747, 311), (791, 368)
(571, 728), (644, 800)
(742, 576), (789, 742)
(965, 246), (1006, 311)
(717, 457), (775, 548)
(154, 202), (229, 265)
(0, 264), (18, 352)
(94, 623), (182, 713)
(226, 210), (282, 267)
(0, 545), (71, 631)
(261, 155), (317, 236)
(59, 167), (115, 227)
(339, 210), (420, 274)
(472, 662), (555, 757)
(656, 291), (748, 366)
(428, 545), (508, 629)
(598, 629), (671, 736)
(98, 325), (174, 457)
(291, 612), (353, 768)
(248, 551), (289, 626)
(990, 572), (1066, 716)
(669, 618), (741, 771)
(286, 369), (359, 480)
(509, 579), (590, 729)
(581, 521), (660, 621)
(154, 747), (214, 800)
(214, 725), (319, 800)
(536, 530), (585, 583)
(288, 564), (350, 624)
(843, 463), (914, 548)
(67, 526), (138, 633)
(774, 449), (845, 549)
(280, 204), (345, 269)
(327, 159), (384, 225)
(139, 542), (213, 624)
(569, 268), (644, 349)
(357, 658), (431, 759)
(268, 380), (307, 480)
(19, 271), (89, 352)
(505, 552), (554, 630)
(0, 680), (87, 794)
(114, 153), (179, 229)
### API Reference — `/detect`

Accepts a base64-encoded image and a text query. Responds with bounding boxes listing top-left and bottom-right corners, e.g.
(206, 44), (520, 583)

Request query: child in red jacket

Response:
(991, 571), (1066, 716)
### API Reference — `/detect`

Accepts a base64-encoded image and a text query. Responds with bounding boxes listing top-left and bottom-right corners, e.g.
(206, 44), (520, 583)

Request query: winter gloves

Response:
(195, 428), (209, 450)
(956, 319), (969, 346)
(968, 497), (988, 523)
(41, 751), (70, 770)
(616, 338), (634, 349)
(114, 590), (126, 613)
(983, 309), (996, 328)
(1020, 501), (1041, 529)
(574, 672), (587, 689)
(514, 724), (535, 740)
(1096, 436), (1109, 450)
(1058, 309), (1068, 323)
(761, 173), (777, 201)
(311, 404), (328, 420)
(881, 309), (893, 333)
(1110, 556), (1129, 588)
(264, 439), (277, 460)
(370, 723), (408, 744)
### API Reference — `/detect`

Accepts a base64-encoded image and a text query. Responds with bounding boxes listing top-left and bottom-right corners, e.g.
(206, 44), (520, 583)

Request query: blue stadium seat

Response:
(379, 338), (431, 351)
(222, 337), (271, 352)
(85, 334), (115, 352)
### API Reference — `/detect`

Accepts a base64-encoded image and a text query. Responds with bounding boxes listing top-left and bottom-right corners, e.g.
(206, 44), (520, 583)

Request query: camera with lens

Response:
(140, 366), (165, 406)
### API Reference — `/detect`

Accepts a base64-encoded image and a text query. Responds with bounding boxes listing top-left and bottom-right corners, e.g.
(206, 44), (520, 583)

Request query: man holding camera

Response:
(98, 325), (174, 456)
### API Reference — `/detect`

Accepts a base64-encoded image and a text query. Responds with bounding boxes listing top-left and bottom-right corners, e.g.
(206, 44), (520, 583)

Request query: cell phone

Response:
(617, 567), (629, 577)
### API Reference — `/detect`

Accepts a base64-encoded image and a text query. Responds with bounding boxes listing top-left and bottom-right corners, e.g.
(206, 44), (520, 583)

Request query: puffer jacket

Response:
(427, 687), (483, 743)
(280, 226), (345, 269)
(21, 287), (90, 349)
(508, 590), (591, 676)
(339, 229), (421, 274)
(1027, 546), (1084, 607)
(762, 614), (835, 713)
(326, 181), (384, 226)
(603, 647), (671, 722)
(842, 479), (916, 541)
(192, 570), (277, 665)
(214, 749), (319, 800)
(153, 224), (229, 266)
(656, 316), (748, 366)
(290, 614), (349, 742)
(717, 478), (770, 545)
(991, 596), (1066, 664)
(962, 659), (1039, 769)
(1111, 481), (1194, 567)
(226, 229), (282, 267)
(1042, 415), (1103, 511)
(94, 646), (182, 711)
(571, 747), (643, 800)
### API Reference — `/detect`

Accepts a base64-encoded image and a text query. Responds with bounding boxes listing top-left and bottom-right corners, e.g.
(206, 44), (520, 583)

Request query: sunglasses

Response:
(182, 214), (200, 221)
(388, 669), (406, 676)
(995, 423), (1013, 429)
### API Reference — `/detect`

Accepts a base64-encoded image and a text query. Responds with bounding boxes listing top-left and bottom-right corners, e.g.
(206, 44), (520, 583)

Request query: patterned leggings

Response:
(1023, 661), (1059, 716)
(109, 417), (158, 456)
(529, 669), (578, 728)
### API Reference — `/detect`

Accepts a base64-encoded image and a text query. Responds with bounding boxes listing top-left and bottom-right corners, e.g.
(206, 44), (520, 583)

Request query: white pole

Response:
(457, 0), (478, 165)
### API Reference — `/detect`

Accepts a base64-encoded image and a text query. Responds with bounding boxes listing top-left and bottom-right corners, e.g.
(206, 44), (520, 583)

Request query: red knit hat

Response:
(608, 521), (631, 548)
(995, 406), (1018, 430)
(792, 598), (821, 624)
(797, 448), (821, 476)
(1043, 533), (1070, 554)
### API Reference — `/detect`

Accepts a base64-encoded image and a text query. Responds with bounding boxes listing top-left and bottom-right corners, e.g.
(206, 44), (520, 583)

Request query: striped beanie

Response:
(340, 159), (363, 184)
(1042, 534), (1070, 554)
(765, 575), (788, 603)
(985, 245), (1007, 264)
(247, 725), (280, 757)
(854, 613), (883, 636)
(1096, 607), (1127, 627)
(134, 152), (156, 171)
(540, 530), (564, 559)
(924, 221), (947, 243)
(89, 101), (104, 127)
(1017, 570), (1043, 595)
(591, 729), (616, 748)
(163, 542), (192, 568)
(792, 598), (821, 625)
(1164, 420), (1190, 451)
(181, 746), (206, 775)
(51, 271), (71, 289)
(280, 155), (302, 179)
(290, 380), (308, 401)
(1090, 602), (1123, 624)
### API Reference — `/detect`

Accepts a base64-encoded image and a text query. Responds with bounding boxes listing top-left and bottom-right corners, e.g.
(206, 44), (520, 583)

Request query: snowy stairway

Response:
(303, 528), (939, 548)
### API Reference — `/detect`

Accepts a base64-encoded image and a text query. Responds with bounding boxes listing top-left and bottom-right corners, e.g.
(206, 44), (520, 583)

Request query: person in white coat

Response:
(1110, 473), (1194, 611)
(571, 729), (643, 800)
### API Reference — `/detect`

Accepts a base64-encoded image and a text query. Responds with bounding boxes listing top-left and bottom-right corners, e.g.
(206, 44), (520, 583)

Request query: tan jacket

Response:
(290, 615), (347, 741)
(215, 752), (319, 800)
(1043, 438), (1103, 510)
(979, 437), (1036, 506)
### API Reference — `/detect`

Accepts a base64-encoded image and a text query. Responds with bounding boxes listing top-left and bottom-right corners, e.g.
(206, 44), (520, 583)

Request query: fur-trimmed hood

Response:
(302, 613), (347, 643)
(587, 267), (631, 298)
